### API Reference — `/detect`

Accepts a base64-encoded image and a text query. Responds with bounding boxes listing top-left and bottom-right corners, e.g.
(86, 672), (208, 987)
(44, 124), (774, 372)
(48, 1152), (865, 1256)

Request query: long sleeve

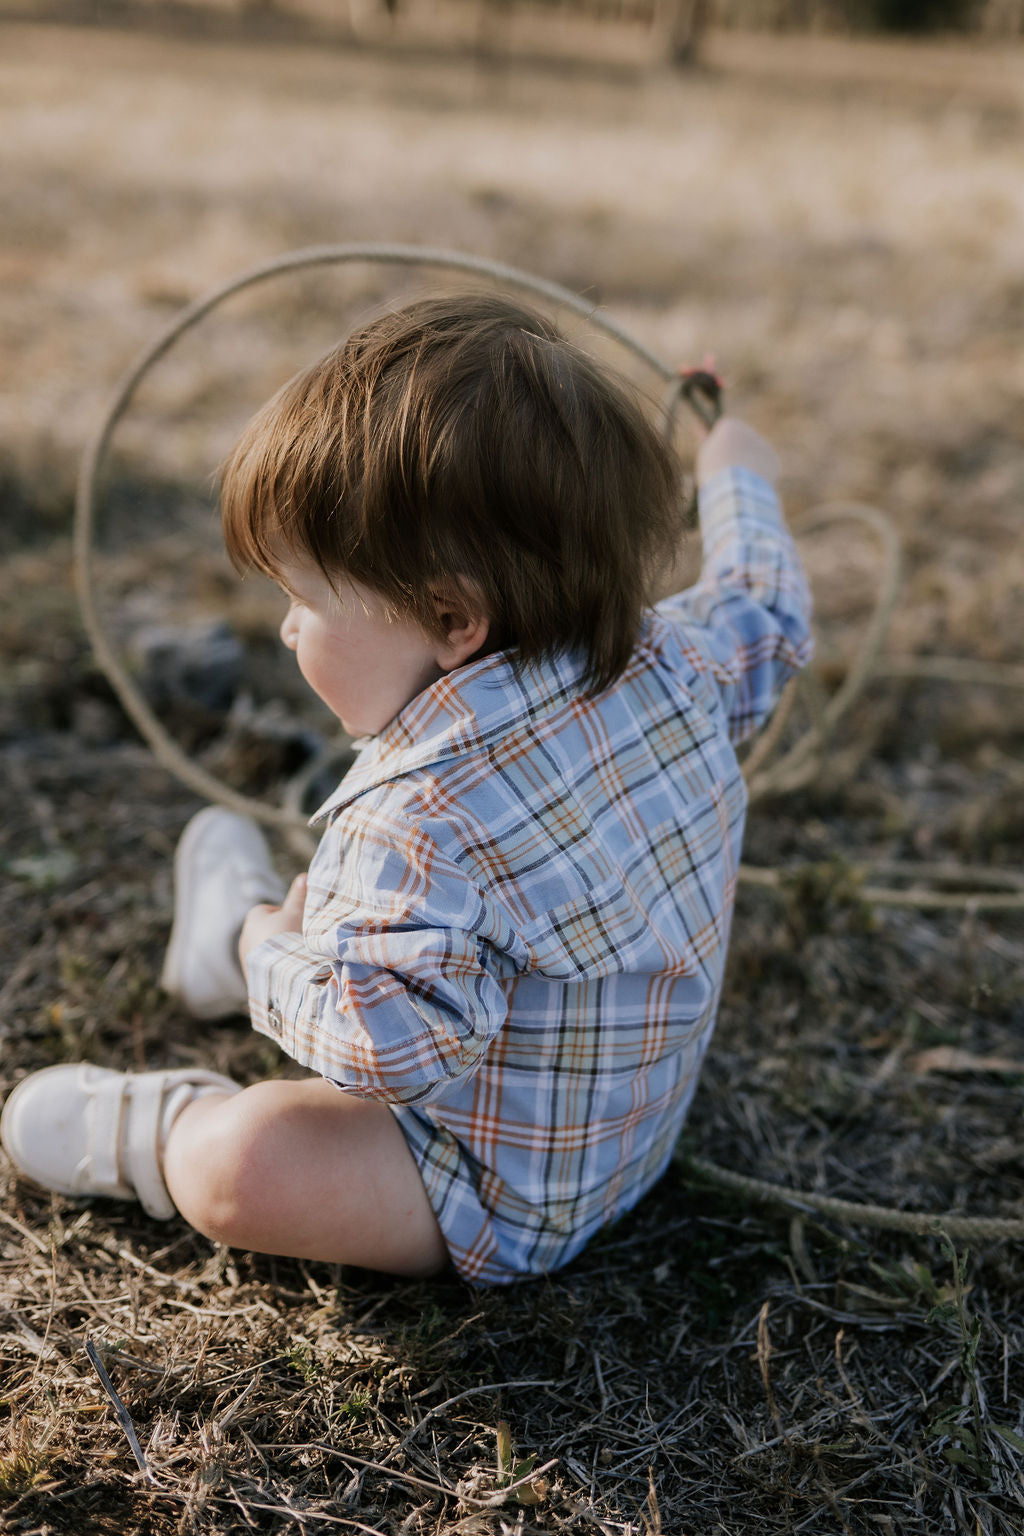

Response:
(655, 465), (813, 744)
(244, 805), (510, 1106)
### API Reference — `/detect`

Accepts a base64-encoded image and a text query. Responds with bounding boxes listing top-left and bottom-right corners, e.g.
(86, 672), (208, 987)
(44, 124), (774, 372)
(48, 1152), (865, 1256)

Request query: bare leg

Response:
(163, 1078), (448, 1277)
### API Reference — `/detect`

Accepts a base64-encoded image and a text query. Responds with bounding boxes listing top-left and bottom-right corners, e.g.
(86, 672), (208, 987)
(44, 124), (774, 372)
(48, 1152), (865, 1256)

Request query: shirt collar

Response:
(309, 645), (591, 823)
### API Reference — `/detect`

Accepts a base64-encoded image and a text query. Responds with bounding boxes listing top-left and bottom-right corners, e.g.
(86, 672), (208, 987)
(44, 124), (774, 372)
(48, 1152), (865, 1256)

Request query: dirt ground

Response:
(1, 15), (1023, 1536)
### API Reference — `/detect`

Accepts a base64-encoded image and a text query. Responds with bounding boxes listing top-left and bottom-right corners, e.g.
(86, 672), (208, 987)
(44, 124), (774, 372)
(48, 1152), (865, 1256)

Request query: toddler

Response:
(1, 293), (812, 1283)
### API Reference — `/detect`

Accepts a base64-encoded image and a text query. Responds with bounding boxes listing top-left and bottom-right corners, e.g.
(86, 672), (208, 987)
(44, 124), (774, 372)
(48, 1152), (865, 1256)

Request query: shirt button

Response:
(268, 1004), (283, 1031)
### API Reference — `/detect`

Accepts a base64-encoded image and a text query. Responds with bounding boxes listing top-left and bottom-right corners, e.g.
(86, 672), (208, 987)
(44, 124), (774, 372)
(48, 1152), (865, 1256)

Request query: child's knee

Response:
(164, 1084), (289, 1247)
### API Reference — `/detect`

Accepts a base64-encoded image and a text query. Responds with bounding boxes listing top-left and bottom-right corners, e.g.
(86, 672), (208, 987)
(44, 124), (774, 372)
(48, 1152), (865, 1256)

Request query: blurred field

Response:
(1, 16), (1023, 1536)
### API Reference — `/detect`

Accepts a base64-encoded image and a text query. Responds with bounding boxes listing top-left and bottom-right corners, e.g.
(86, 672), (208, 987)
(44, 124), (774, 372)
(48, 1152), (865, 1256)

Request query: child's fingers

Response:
(678, 353), (722, 389)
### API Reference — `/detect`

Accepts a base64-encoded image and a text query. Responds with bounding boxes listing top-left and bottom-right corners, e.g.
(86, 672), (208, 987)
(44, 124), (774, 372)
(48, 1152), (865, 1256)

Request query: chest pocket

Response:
(519, 869), (698, 981)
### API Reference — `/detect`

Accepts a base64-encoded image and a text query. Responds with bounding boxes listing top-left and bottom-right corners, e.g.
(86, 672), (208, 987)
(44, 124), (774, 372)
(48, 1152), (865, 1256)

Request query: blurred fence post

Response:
(654, 0), (711, 63)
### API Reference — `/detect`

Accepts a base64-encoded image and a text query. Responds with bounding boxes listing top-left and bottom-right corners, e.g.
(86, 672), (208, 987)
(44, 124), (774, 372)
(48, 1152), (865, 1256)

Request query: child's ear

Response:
(431, 580), (490, 671)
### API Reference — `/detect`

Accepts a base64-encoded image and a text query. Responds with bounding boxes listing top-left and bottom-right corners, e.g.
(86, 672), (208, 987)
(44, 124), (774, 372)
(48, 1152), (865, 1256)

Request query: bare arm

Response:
(696, 416), (780, 488)
(655, 415), (812, 743)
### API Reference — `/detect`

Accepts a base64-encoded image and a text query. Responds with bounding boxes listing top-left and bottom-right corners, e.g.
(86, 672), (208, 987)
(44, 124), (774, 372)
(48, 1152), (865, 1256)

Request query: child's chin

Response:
(343, 721), (379, 744)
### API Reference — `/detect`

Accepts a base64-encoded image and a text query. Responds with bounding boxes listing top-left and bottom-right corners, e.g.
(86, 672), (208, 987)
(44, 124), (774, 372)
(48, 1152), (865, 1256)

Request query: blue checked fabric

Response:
(246, 466), (813, 1282)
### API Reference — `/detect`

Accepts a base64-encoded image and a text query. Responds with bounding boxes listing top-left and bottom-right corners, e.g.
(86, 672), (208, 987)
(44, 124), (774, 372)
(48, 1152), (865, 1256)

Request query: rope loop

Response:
(74, 243), (1024, 1245)
(74, 242), (695, 839)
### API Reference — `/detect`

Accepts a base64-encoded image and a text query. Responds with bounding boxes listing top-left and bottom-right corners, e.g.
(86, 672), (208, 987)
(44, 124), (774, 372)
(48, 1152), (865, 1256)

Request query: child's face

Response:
(276, 557), (445, 738)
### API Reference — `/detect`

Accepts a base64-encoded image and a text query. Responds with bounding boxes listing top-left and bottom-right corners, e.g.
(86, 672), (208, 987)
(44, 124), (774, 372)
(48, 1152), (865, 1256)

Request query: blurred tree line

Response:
(259, 0), (1019, 32)
(8, 0), (1023, 60)
(712, 0), (1020, 34)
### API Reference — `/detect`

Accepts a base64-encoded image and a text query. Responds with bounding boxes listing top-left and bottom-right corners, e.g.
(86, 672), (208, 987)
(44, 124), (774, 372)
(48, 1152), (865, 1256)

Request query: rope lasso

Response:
(681, 1155), (1024, 1242)
(74, 243), (1024, 1241)
(74, 245), (700, 853)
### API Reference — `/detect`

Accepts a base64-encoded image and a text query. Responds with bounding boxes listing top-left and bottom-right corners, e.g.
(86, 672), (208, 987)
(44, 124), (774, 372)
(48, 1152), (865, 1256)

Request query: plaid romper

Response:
(246, 466), (813, 1282)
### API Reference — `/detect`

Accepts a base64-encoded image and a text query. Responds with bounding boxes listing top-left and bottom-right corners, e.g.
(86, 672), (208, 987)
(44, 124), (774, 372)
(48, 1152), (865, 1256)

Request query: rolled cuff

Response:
(245, 930), (333, 1052)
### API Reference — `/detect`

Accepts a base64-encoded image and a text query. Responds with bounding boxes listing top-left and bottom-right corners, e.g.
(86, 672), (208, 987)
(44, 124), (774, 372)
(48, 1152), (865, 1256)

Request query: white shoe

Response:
(160, 807), (286, 1020)
(0, 1063), (240, 1219)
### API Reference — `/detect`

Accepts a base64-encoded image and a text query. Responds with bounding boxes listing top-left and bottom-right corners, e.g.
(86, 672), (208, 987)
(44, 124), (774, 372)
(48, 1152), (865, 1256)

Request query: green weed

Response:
(925, 1241), (1023, 1486)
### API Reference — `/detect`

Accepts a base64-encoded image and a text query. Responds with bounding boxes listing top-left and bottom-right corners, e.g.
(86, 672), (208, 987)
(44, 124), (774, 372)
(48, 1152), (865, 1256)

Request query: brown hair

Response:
(220, 292), (684, 693)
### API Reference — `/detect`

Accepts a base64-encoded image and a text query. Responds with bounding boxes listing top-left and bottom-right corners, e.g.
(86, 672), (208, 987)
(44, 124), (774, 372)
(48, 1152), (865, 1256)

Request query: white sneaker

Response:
(160, 807), (286, 1020)
(0, 1063), (240, 1219)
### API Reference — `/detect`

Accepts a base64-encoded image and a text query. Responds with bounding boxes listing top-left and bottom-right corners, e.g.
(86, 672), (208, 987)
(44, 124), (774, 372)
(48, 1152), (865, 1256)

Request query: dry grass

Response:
(2, 17), (1024, 1536)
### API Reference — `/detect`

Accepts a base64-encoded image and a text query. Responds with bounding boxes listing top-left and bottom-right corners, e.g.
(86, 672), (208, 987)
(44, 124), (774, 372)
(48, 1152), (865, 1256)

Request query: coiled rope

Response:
(73, 243), (1024, 1242)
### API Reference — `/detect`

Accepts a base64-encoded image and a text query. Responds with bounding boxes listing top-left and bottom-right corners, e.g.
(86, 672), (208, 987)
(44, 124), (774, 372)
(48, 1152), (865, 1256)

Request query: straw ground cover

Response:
(2, 17), (1023, 1534)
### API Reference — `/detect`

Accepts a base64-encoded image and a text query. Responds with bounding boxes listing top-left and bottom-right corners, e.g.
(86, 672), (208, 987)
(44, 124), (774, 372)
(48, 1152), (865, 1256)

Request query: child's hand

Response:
(238, 874), (307, 976)
(678, 358), (724, 433)
(696, 417), (780, 487)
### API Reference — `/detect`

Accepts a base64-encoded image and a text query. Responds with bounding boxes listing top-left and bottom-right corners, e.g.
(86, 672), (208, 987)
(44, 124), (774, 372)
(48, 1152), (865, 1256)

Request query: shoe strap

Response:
(125, 1069), (240, 1221)
(124, 1073), (180, 1219)
(80, 1071), (135, 1201)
